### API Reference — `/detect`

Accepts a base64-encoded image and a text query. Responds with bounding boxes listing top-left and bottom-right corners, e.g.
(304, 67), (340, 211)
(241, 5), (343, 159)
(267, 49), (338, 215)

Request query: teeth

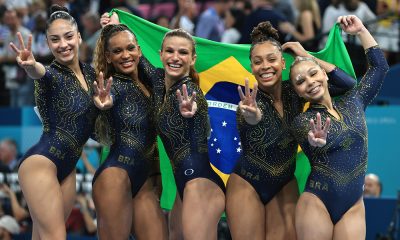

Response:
(169, 64), (181, 69)
(261, 73), (273, 78)
(121, 61), (133, 67)
(309, 85), (320, 94)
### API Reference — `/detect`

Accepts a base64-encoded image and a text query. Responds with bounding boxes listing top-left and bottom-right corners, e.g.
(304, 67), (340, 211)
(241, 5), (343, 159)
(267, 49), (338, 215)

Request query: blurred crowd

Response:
(0, 0), (399, 107)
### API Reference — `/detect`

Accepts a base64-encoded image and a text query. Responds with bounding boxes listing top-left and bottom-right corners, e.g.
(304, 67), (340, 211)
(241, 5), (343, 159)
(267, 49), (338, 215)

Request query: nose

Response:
(59, 38), (68, 48)
(121, 49), (129, 59)
(260, 60), (270, 70)
(172, 51), (179, 61)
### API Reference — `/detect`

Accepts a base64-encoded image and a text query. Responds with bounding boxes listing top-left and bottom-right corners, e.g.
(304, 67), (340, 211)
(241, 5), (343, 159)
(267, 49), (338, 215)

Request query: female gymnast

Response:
(91, 23), (167, 239)
(225, 21), (356, 239)
(289, 15), (389, 240)
(10, 5), (98, 239)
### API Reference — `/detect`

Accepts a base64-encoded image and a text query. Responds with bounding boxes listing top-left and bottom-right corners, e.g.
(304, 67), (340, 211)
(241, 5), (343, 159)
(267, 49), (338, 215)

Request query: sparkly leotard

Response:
(290, 47), (389, 223)
(92, 73), (157, 197)
(139, 57), (225, 199)
(19, 61), (98, 182)
(234, 68), (357, 205)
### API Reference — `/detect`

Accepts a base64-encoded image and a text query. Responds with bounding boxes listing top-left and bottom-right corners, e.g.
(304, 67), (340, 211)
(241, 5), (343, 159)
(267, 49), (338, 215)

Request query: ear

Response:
(78, 32), (82, 45)
(191, 54), (197, 66)
(281, 57), (286, 70)
(138, 45), (142, 58)
(323, 69), (328, 81)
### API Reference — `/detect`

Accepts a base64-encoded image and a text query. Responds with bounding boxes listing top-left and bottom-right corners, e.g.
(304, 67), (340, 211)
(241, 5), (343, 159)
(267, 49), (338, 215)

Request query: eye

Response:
(179, 49), (189, 55)
(128, 45), (136, 51)
(112, 49), (122, 54)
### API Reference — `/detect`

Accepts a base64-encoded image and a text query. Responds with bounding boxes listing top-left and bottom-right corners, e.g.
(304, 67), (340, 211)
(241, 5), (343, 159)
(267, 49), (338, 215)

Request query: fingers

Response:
(17, 32), (26, 50)
(98, 71), (104, 90)
(323, 117), (331, 134)
(238, 85), (245, 101)
(182, 84), (188, 100)
(316, 112), (322, 131)
(176, 89), (183, 104)
(9, 42), (20, 54)
(93, 81), (100, 96)
(310, 118), (316, 133)
(189, 91), (196, 105)
(244, 78), (250, 97)
(27, 34), (32, 52)
(105, 76), (113, 93)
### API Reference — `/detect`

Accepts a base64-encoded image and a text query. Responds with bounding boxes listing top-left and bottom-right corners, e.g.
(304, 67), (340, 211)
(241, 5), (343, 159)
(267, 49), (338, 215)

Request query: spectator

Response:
(239, 0), (289, 43)
(279, 0), (322, 52)
(80, 10), (101, 63)
(374, 0), (399, 65)
(76, 139), (100, 175)
(0, 138), (19, 172)
(0, 215), (20, 240)
(0, 183), (29, 222)
(364, 173), (382, 198)
(170, 0), (198, 34)
(0, 8), (33, 107)
(221, 8), (245, 43)
(195, 0), (232, 41)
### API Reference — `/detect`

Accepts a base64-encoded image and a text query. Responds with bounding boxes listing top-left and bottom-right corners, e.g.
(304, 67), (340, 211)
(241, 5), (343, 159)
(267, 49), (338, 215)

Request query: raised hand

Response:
(238, 78), (262, 125)
(308, 112), (331, 147)
(93, 71), (113, 110)
(177, 84), (197, 118)
(9, 33), (36, 69)
(100, 12), (120, 27)
(282, 41), (309, 58)
(337, 15), (365, 35)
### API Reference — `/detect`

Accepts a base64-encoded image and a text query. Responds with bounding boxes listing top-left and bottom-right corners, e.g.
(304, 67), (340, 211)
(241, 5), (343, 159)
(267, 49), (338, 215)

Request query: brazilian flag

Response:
(102, 9), (356, 209)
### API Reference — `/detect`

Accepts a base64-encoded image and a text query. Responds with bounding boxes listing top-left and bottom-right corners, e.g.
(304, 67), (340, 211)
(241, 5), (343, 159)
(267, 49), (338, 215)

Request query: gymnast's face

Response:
(106, 31), (142, 76)
(46, 19), (81, 66)
(290, 60), (329, 103)
(250, 42), (285, 92)
(160, 36), (196, 82)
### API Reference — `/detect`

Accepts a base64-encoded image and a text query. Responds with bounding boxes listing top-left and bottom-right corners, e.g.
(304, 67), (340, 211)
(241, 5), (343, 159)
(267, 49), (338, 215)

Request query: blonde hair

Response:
(297, 0), (321, 29)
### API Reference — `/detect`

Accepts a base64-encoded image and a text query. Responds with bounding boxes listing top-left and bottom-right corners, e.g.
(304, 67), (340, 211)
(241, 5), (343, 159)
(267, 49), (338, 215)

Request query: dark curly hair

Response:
(249, 21), (282, 59)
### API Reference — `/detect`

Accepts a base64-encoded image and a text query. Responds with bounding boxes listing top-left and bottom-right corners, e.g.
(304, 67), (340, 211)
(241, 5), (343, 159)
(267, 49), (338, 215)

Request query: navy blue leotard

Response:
(92, 73), (157, 197)
(234, 67), (357, 205)
(139, 57), (225, 199)
(19, 61), (99, 182)
(290, 47), (389, 223)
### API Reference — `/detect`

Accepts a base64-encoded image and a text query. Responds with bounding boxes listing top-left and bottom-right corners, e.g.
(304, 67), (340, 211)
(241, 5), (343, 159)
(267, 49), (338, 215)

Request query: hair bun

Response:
(250, 21), (279, 44)
(49, 4), (69, 15)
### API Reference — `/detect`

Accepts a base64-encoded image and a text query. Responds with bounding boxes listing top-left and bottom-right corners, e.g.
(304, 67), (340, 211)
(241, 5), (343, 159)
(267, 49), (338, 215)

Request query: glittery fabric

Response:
(19, 61), (99, 182)
(234, 68), (357, 205)
(139, 57), (225, 199)
(290, 47), (389, 223)
(92, 73), (157, 197)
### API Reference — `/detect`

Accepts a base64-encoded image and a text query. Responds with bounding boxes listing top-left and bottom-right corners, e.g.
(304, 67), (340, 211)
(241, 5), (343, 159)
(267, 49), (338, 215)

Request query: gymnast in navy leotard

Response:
(139, 28), (225, 240)
(90, 24), (167, 239)
(289, 15), (389, 240)
(225, 21), (356, 240)
(10, 5), (98, 239)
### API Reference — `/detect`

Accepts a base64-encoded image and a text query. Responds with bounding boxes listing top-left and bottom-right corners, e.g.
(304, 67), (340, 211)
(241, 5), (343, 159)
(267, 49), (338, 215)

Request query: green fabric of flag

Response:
(100, 9), (355, 210)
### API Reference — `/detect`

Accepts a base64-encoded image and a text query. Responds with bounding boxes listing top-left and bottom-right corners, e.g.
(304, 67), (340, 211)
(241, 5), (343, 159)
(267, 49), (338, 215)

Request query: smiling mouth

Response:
(168, 63), (182, 69)
(120, 61), (134, 67)
(308, 85), (321, 94)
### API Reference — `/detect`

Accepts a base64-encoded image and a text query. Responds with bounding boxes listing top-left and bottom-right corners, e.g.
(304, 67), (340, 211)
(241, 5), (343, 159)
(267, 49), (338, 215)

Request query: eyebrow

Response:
(49, 31), (74, 38)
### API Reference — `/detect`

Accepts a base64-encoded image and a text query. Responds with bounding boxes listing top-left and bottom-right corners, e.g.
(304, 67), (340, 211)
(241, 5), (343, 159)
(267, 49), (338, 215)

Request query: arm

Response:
(1, 184), (29, 221)
(282, 41), (356, 95)
(76, 194), (97, 234)
(280, 11), (316, 42)
(9, 33), (46, 79)
(81, 150), (96, 175)
(338, 15), (389, 106)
